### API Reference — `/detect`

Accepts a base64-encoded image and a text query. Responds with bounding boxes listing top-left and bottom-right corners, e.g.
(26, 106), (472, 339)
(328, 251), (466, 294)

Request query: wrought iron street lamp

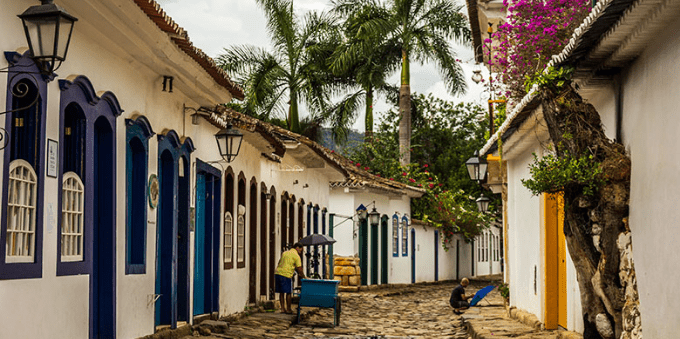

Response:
(368, 206), (380, 227)
(18, 0), (78, 75)
(465, 150), (488, 184)
(214, 123), (243, 163)
(476, 194), (490, 213)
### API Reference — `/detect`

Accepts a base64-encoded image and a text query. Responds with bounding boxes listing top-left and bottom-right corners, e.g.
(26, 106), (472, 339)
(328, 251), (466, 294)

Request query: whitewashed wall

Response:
(412, 224), (435, 282)
(328, 190), (415, 285)
(582, 20), (680, 337)
(506, 145), (545, 321)
(504, 131), (583, 333)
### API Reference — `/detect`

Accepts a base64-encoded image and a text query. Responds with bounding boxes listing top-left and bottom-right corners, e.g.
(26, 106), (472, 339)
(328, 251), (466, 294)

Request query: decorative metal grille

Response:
(61, 172), (84, 261)
(224, 212), (233, 263)
(5, 159), (37, 263)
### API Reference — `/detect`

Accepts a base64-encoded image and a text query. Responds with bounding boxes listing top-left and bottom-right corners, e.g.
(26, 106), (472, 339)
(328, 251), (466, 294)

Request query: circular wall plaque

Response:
(148, 174), (159, 209)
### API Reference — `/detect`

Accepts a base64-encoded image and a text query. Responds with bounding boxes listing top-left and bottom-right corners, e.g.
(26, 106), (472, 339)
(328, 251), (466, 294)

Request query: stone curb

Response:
(505, 306), (583, 339)
(460, 304), (583, 339)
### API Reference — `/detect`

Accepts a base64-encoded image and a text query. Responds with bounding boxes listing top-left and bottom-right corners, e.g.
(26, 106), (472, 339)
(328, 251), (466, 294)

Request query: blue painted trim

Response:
(402, 216), (409, 257)
(411, 228), (416, 283)
(0, 52), (46, 280)
(434, 230), (439, 282)
(178, 141), (192, 322)
(158, 130), (181, 149)
(90, 117), (118, 339)
(57, 76), (119, 277)
(156, 133), (180, 328)
(57, 76), (123, 116)
(4, 50), (56, 81)
(182, 137), (196, 153)
(125, 116), (155, 138)
(392, 215), (399, 257)
(125, 119), (151, 275)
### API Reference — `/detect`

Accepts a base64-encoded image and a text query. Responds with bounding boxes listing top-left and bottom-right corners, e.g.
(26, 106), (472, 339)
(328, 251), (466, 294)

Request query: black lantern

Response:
(368, 206), (380, 227)
(476, 194), (490, 213)
(465, 150), (488, 183)
(18, 0), (78, 75)
(214, 123), (243, 163)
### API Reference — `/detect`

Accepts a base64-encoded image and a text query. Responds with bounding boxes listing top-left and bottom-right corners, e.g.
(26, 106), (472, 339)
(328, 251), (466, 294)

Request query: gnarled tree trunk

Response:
(539, 84), (641, 339)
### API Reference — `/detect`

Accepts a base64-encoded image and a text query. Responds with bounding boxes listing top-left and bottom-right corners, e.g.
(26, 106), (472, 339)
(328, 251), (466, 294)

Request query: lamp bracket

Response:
(0, 72), (43, 151)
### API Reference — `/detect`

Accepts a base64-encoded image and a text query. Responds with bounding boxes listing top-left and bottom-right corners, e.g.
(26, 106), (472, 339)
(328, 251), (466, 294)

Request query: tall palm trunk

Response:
(365, 86), (374, 140)
(398, 49), (411, 165)
(289, 90), (301, 133)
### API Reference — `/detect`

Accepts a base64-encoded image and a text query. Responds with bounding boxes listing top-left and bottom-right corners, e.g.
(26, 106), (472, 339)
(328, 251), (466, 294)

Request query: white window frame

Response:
(237, 205), (245, 265)
(223, 212), (233, 264)
(392, 216), (399, 255)
(61, 172), (84, 262)
(401, 217), (408, 256)
(5, 159), (38, 263)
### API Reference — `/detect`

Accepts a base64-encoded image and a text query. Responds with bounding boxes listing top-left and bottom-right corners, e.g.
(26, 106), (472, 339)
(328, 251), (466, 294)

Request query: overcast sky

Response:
(157, 0), (489, 131)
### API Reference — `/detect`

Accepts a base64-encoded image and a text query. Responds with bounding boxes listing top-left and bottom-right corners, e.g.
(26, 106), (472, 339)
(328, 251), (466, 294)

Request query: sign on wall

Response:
(46, 139), (58, 178)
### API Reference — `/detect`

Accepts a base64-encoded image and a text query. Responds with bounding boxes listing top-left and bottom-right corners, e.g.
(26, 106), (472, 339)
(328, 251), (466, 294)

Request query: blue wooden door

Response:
(411, 229), (416, 283)
(194, 174), (207, 315)
(92, 117), (116, 338)
(156, 150), (177, 327)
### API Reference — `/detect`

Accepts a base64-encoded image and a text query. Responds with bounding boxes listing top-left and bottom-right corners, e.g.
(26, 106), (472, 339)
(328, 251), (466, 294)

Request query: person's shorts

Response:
(450, 300), (470, 309)
(275, 274), (292, 293)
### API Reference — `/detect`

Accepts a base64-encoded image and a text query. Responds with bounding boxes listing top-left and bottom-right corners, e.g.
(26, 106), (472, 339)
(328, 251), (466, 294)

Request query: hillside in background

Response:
(320, 128), (365, 154)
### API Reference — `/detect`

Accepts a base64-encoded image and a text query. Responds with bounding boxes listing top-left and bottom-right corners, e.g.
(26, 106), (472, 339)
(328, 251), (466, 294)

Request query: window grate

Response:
(61, 172), (84, 262)
(6, 160), (37, 263)
(237, 215), (245, 263)
(224, 212), (233, 263)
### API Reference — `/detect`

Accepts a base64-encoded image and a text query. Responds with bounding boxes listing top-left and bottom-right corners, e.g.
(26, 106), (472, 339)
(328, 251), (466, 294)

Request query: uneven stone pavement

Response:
(147, 278), (582, 339)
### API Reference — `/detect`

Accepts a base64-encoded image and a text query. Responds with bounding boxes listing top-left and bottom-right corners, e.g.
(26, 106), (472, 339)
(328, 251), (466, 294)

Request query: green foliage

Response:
(524, 66), (574, 93)
(498, 282), (510, 299)
(521, 152), (606, 197)
(344, 94), (495, 244)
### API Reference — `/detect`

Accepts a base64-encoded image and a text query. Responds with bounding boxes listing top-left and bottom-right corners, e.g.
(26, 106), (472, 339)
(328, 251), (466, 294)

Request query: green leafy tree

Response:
(333, 0), (471, 164)
(345, 94), (495, 243)
(328, 2), (401, 139)
(216, 0), (342, 136)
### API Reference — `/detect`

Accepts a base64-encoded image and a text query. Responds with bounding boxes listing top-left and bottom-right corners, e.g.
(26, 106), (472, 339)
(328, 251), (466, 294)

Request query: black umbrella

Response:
(299, 233), (336, 246)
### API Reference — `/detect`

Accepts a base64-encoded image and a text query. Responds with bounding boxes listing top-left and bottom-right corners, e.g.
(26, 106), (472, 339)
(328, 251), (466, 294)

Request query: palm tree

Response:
(216, 0), (338, 135)
(329, 3), (401, 140)
(332, 0), (470, 165)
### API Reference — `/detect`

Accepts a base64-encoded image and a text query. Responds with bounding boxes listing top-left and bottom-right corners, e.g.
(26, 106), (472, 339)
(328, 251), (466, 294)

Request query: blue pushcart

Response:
(296, 279), (341, 327)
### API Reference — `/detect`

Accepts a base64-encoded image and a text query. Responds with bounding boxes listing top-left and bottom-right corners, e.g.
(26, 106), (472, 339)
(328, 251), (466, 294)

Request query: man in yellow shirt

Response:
(275, 242), (306, 313)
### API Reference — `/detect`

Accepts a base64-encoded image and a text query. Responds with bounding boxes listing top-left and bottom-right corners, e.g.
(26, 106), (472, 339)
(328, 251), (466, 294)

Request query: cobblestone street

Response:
(186, 281), (485, 339)
(146, 277), (584, 339)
